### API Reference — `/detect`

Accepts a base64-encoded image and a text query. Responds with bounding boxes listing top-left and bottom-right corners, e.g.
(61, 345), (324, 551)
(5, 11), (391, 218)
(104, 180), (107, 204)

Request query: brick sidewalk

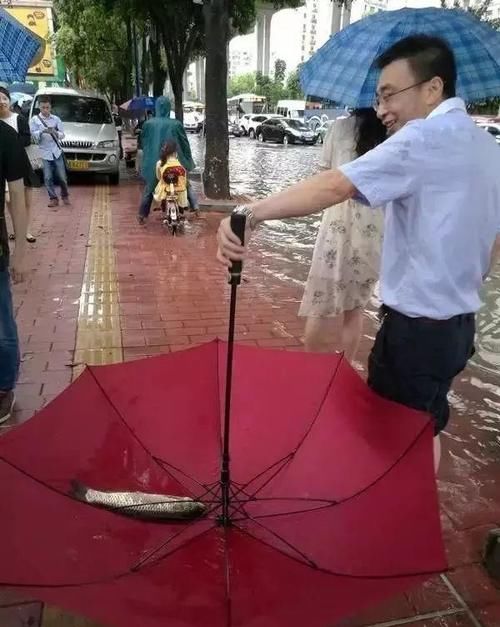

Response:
(1, 179), (500, 626)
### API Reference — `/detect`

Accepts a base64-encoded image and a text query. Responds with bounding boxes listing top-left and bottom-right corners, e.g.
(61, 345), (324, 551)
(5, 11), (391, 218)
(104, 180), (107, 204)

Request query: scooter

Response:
(161, 171), (185, 236)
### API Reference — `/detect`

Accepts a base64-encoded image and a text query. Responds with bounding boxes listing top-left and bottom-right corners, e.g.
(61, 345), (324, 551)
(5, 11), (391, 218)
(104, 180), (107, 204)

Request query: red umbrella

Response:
(0, 216), (446, 626)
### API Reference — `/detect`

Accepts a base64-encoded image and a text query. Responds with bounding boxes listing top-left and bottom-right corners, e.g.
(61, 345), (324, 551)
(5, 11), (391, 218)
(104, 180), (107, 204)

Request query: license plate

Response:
(68, 160), (89, 170)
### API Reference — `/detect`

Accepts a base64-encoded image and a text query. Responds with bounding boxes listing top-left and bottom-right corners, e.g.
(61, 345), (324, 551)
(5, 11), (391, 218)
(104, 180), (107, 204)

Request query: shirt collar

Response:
(427, 97), (466, 119)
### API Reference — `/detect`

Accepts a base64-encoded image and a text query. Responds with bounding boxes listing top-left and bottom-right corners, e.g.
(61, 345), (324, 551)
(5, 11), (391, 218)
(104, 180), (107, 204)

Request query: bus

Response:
(227, 93), (267, 121)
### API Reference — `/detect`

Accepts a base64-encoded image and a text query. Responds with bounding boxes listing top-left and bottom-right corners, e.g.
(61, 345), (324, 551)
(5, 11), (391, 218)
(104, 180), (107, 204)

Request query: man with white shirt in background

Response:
(30, 97), (70, 208)
(216, 35), (500, 470)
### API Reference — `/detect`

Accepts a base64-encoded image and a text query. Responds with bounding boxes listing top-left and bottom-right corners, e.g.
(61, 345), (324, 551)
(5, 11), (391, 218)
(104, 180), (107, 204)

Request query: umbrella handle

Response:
(229, 213), (246, 285)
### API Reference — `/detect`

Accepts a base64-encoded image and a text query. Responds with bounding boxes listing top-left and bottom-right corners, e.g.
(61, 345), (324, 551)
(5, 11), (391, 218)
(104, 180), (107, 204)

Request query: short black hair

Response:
(376, 35), (456, 99)
(0, 86), (10, 101)
(39, 96), (51, 105)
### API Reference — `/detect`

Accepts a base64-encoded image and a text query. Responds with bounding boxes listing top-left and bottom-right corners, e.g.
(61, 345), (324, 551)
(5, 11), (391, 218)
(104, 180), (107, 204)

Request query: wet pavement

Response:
(0, 140), (499, 626)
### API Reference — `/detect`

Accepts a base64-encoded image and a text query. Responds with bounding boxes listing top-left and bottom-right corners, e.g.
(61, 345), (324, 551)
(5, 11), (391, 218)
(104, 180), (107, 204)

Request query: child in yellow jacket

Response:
(153, 140), (189, 209)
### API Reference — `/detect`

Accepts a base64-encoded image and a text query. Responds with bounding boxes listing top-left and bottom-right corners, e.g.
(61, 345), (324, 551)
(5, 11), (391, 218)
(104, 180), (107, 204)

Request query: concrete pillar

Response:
(263, 12), (272, 76)
(256, 13), (265, 74)
(341, 0), (352, 29)
(331, 1), (342, 34)
(195, 58), (205, 102)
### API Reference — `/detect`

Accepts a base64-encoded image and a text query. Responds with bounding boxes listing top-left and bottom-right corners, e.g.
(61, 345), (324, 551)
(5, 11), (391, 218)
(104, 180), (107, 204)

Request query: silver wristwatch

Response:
(232, 205), (257, 231)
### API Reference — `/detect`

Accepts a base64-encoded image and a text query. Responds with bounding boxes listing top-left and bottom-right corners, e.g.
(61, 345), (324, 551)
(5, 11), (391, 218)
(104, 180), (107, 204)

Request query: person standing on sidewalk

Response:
(217, 35), (500, 471)
(30, 97), (70, 208)
(0, 87), (40, 243)
(0, 121), (28, 424)
(112, 104), (124, 160)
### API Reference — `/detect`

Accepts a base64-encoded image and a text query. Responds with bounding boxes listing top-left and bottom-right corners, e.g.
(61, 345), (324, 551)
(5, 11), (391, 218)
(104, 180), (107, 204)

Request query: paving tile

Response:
(0, 602), (42, 627)
(447, 564), (500, 609)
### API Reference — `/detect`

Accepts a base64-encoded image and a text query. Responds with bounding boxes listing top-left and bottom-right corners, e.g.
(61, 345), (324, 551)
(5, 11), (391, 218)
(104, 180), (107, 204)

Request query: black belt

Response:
(379, 304), (474, 325)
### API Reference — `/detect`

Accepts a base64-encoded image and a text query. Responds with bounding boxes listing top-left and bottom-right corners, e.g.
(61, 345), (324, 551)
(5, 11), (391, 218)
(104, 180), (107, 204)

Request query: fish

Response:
(70, 480), (206, 521)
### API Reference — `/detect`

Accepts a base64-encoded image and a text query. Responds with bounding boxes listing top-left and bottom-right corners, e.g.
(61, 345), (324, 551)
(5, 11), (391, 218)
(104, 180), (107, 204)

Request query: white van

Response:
(276, 100), (307, 121)
(30, 87), (120, 184)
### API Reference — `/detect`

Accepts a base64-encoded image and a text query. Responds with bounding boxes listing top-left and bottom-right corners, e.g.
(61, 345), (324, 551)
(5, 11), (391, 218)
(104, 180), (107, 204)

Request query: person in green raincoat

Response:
(138, 97), (196, 224)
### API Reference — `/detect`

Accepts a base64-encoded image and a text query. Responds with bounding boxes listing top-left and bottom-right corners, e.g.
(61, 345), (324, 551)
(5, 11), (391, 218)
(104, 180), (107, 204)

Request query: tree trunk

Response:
(169, 70), (184, 122)
(150, 28), (166, 97)
(203, 0), (230, 199)
(141, 32), (149, 95)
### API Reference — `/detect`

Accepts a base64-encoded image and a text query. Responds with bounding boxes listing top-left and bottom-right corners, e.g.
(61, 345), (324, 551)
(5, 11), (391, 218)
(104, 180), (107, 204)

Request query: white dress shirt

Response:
(340, 98), (500, 319)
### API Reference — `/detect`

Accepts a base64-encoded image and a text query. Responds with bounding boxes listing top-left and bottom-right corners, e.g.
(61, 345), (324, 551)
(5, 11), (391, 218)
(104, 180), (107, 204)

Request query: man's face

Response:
(40, 101), (51, 117)
(0, 92), (10, 115)
(375, 59), (435, 136)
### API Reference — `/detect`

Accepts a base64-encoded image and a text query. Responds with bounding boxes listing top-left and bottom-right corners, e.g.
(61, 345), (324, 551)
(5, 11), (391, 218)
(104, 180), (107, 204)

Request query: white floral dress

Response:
(299, 116), (383, 318)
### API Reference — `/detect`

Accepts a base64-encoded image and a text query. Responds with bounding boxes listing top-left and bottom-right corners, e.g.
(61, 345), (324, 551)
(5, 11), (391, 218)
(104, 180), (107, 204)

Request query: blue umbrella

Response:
(120, 96), (156, 113)
(300, 8), (500, 108)
(7, 81), (36, 95)
(0, 8), (43, 83)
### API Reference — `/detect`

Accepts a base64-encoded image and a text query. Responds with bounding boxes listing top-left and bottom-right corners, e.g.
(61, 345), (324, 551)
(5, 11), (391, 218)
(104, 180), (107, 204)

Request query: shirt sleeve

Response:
(30, 116), (42, 141)
(1, 124), (26, 183)
(339, 121), (423, 207)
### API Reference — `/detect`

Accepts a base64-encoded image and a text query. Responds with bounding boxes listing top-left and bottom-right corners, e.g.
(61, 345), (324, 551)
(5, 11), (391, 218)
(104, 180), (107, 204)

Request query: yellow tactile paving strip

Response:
(41, 185), (120, 627)
(73, 185), (123, 376)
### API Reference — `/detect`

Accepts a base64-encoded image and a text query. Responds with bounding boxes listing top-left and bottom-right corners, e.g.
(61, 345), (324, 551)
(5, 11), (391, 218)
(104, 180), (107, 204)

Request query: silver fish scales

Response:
(70, 481), (206, 521)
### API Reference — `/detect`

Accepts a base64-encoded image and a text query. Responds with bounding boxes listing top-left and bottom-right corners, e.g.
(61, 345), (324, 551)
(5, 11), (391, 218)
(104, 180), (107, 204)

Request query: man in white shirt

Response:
(30, 97), (70, 208)
(216, 35), (500, 467)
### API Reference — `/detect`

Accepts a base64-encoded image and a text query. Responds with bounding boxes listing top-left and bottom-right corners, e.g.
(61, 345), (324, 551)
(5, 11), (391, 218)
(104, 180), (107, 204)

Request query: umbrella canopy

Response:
(120, 96), (156, 113)
(301, 8), (500, 108)
(0, 341), (446, 627)
(0, 8), (44, 83)
(7, 81), (36, 95)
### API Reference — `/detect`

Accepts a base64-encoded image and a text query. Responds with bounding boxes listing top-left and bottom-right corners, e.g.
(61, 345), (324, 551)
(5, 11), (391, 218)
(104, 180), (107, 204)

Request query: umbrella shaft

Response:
(220, 282), (238, 524)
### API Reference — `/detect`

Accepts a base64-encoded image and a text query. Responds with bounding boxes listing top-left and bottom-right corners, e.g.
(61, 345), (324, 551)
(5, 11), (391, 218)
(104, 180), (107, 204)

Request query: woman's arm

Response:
(17, 115), (32, 148)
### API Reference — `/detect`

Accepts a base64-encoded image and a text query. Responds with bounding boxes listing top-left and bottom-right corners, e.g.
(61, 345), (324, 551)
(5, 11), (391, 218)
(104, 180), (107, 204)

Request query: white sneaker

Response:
(0, 391), (15, 425)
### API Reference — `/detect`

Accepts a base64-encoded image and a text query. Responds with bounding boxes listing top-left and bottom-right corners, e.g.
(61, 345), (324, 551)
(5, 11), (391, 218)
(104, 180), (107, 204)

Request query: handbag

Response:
(26, 142), (44, 171)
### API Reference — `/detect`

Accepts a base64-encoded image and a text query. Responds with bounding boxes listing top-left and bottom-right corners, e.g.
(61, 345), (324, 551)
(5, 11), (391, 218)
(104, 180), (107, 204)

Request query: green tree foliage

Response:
(54, 0), (133, 102)
(228, 72), (257, 97)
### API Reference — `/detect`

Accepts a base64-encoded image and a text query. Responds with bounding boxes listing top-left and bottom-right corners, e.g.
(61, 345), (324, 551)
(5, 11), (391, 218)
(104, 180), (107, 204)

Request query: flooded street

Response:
(192, 133), (500, 455)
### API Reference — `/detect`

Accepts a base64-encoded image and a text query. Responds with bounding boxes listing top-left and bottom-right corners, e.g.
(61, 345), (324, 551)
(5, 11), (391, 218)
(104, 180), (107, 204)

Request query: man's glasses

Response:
(373, 79), (431, 111)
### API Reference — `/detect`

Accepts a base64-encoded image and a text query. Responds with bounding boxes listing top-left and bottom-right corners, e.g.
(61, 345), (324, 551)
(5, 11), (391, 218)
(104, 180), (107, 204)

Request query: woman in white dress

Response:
(299, 110), (386, 361)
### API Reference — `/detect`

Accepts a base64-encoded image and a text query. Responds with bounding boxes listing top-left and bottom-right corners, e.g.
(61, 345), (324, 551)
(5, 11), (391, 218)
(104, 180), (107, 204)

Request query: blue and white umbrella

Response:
(0, 8), (43, 83)
(300, 8), (500, 108)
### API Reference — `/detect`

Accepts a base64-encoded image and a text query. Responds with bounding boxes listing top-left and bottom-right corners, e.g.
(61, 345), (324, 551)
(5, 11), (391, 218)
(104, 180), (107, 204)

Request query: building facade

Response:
(3, 0), (66, 87)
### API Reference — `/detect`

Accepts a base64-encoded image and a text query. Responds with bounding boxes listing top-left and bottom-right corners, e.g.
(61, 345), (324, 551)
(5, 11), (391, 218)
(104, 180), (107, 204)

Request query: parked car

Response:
(30, 87), (120, 184)
(184, 109), (204, 133)
(257, 118), (317, 145)
(240, 114), (270, 138)
(477, 122), (500, 145)
(229, 121), (243, 137)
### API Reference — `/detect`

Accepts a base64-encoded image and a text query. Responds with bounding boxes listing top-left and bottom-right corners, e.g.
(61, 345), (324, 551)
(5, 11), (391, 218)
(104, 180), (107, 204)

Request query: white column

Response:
(341, 0), (352, 29)
(331, 1), (342, 35)
(256, 13), (265, 74)
(196, 58), (205, 102)
(263, 12), (272, 76)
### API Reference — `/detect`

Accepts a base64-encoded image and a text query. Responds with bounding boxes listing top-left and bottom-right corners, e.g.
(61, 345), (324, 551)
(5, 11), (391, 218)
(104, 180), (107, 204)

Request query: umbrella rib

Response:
(228, 357), (345, 518)
(232, 421), (433, 521)
(0, 526), (217, 590)
(235, 524), (445, 581)
(153, 456), (220, 499)
(86, 367), (197, 498)
(129, 503), (222, 571)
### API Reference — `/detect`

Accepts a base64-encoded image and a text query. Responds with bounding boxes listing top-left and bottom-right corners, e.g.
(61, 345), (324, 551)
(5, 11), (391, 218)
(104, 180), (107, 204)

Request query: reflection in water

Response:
(191, 135), (500, 439)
